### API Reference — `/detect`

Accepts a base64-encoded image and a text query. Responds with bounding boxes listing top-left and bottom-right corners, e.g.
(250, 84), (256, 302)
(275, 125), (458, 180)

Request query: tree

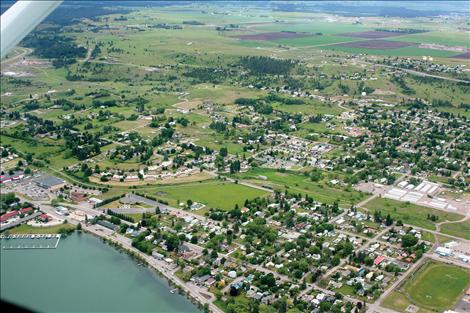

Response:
(165, 234), (180, 251)
(401, 234), (418, 247)
(219, 147), (228, 157)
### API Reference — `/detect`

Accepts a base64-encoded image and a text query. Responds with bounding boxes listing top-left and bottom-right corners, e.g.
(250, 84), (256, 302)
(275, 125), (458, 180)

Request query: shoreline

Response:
(79, 227), (219, 313)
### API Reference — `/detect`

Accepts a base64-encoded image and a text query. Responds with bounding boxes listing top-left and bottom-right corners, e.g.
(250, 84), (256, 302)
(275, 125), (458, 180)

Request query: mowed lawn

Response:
(403, 261), (470, 311)
(153, 181), (269, 211)
(6, 223), (76, 234)
(440, 220), (470, 240)
(233, 168), (366, 206)
(364, 197), (463, 231)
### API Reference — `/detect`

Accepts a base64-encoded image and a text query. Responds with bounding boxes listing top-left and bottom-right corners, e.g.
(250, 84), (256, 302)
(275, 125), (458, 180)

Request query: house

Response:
(71, 192), (87, 202)
(0, 211), (18, 222)
(38, 213), (50, 222)
(20, 207), (33, 215)
(152, 251), (164, 260)
(193, 274), (211, 285)
(0, 171), (24, 184)
(374, 255), (386, 266)
(89, 197), (103, 205)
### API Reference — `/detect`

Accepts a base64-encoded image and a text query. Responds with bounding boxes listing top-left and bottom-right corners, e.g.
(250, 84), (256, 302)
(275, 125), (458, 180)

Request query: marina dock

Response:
(0, 234), (61, 249)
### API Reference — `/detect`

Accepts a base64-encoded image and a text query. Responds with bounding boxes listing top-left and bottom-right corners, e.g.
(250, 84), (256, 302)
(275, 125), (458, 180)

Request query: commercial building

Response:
(34, 175), (65, 191)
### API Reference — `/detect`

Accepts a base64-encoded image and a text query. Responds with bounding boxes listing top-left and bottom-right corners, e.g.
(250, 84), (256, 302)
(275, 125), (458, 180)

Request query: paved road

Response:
(1, 47), (32, 68)
(0, 211), (42, 231)
(83, 223), (224, 313)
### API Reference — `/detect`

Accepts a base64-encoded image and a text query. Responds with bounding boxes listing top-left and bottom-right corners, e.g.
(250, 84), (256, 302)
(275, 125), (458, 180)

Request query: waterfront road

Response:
(0, 211), (42, 231)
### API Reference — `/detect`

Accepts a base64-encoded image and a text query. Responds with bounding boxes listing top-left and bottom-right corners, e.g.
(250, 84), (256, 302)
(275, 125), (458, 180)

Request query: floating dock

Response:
(0, 234), (61, 249)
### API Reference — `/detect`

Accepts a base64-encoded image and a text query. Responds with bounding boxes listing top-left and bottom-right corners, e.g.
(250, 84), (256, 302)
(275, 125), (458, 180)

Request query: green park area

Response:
(152, 181), (269, 212)
(364, 197), (463, 231)
(383, 261), (470, 312)
(6, 223), (76, 235)
(233, 167), (366, 206)
(440, 220), (470, 240)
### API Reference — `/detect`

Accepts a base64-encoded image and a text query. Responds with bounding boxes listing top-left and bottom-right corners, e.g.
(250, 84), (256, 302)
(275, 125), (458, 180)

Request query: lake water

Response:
(0, 233), (201, 313)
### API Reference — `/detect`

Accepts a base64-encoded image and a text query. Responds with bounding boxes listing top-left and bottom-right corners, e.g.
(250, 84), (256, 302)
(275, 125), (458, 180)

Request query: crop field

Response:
(233, 32), (314, 41)
(272, 35), (361, 47)
(335, 39), (417, 49)
(363, 197), (464, 231)
(386, 31), (470, 48)
(453, 52), (470, 59)
(318, 44), (461, 57)
(255, 21), (372, 35)
(339, 31), (414, 39)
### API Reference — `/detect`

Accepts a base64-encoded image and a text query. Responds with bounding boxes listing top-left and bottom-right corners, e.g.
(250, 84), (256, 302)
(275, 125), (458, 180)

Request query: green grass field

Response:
(363, 197), (463, 231)
(273, 35), (360, 47)
(403, 261), (470, 311)
(233, 168), (366, 206)
(152, 181), (269, 211)
(5, 223), (76, 235)
(255, 21), (371, 35)
(440, 220), (470, 240)
(386, 31), (470, 48)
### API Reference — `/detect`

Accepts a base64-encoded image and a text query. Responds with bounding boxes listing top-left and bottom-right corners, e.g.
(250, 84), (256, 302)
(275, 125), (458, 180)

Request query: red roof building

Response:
(0, 211), (18, 222)
(20, 207), (33, 214)
(38, 213), (50, 222)
(374, 255), (386, 266)
(70, 192), (86, 202)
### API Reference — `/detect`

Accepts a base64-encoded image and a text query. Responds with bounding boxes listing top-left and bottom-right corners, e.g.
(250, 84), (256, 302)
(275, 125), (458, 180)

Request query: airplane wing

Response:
(1, 0), (63, 59)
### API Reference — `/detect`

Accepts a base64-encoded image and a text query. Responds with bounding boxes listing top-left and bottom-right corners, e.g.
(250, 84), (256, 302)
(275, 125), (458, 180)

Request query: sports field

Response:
(399, 261), (470, 312)
(152, 181), (269, 211)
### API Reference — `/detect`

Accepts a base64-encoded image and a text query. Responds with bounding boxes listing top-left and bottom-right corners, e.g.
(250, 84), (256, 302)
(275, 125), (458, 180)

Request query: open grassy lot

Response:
(440, 220), (470, 240)
(363, 197), (463, 231)
(5, 223), (76, 235)
(233, 168), (366, 206)
(402, 261), (470, 312)
(382, 290), (434, 313)
(152, 181), (269, 211)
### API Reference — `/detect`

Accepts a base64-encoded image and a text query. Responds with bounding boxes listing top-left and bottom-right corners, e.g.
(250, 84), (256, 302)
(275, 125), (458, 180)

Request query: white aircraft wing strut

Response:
(1, 0), (63, 59)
